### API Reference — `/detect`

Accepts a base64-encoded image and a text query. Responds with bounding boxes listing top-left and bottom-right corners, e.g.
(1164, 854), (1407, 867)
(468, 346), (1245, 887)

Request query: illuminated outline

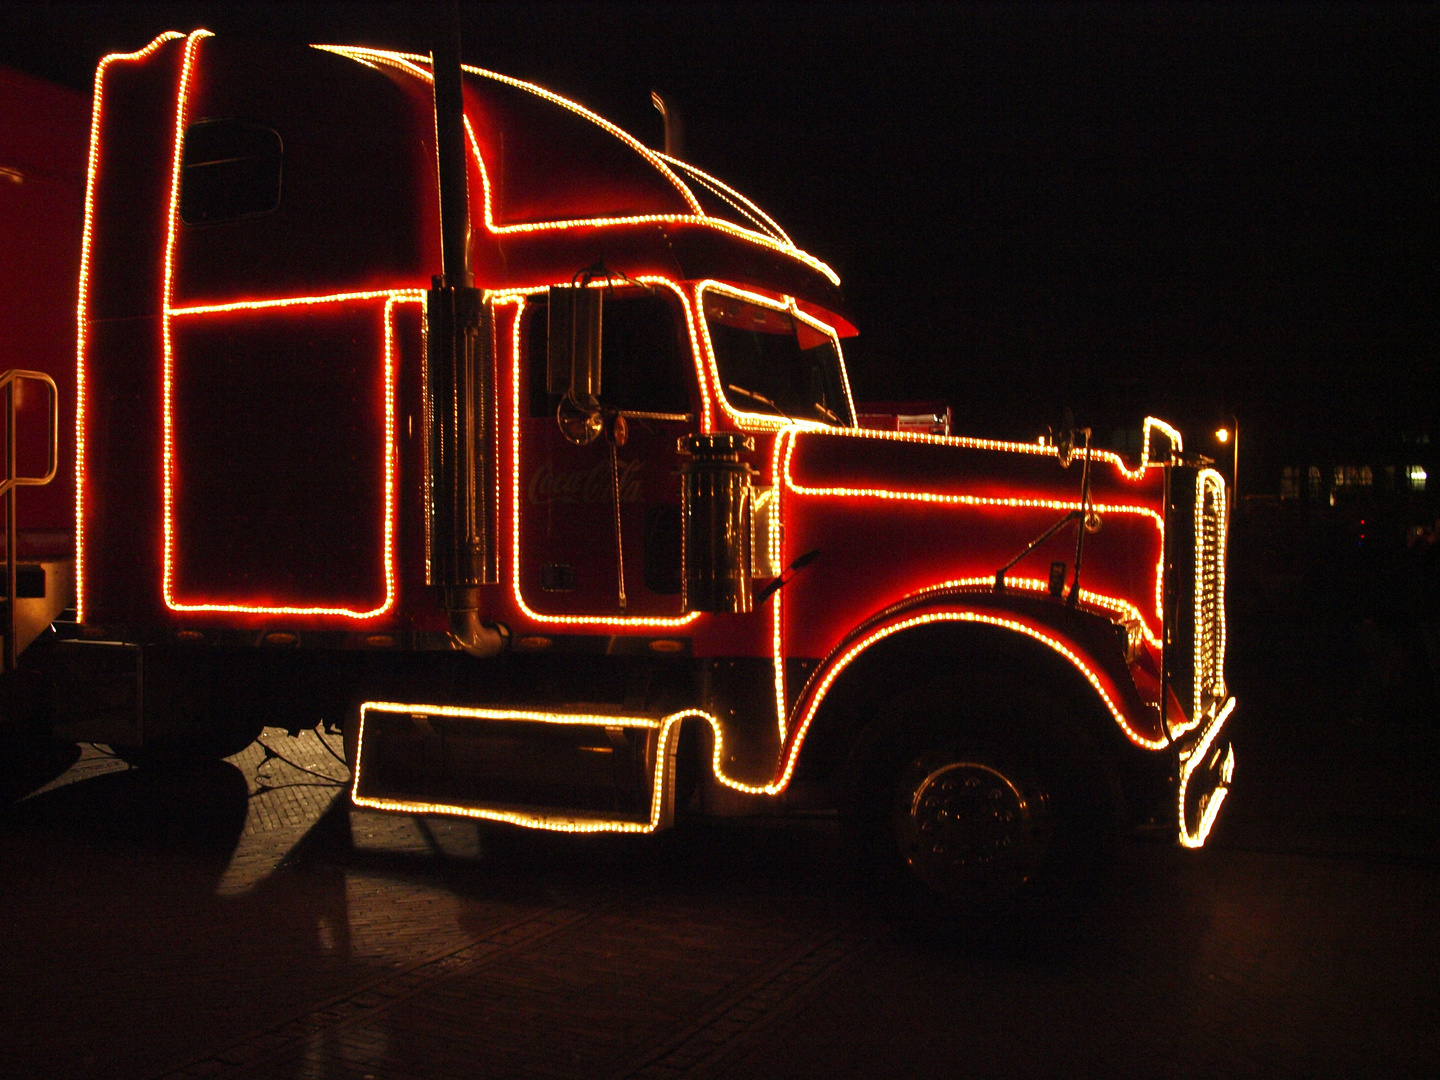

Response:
(768, 607), (1172, 799)
(1112, 416), (1183, 479)
(694, 280), (857, 432)
(1178, 695), (1236, 847)
(163, 291), (420, 617)
(793, 609), (1172, 765)
(778, 422), (1170, 631)
(351, 701), (685, 832)
(908, 575), (1163, 650)
(499, 283), (705, 628)
(351, 701), (788, 827)
(656, 152), (792, 243)
(92, 33), (1222, 826)
(75, 30), (186, 623)
(159, 31), (212, 615)
(311, 46), (841, 286)
(1192, 468), (1228, 723)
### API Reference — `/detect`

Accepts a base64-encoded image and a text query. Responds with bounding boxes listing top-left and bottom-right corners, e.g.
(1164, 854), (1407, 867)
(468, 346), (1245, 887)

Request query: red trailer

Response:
(7, 30), (1235, 916)
(0, 65), (86, 665)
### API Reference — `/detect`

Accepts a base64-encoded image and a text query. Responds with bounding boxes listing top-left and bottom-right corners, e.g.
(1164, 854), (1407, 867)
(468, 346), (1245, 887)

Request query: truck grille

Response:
(1165, 467), (1229, 729)
(1192, 472), (1228, 714)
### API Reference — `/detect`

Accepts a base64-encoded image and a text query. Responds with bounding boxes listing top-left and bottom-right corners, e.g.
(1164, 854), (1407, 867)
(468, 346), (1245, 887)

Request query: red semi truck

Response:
(4, 30), (1234, 914)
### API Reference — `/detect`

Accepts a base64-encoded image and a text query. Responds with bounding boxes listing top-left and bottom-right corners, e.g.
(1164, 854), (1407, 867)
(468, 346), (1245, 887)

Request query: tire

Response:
(842, 682), (1106, 927)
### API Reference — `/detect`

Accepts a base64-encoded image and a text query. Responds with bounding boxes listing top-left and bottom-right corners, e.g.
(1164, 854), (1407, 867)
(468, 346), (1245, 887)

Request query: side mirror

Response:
(547, 285), (603, 444)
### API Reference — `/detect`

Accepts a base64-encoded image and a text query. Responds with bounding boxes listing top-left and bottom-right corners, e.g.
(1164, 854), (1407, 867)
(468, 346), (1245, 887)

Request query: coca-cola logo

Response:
(528, 459), (645, 505)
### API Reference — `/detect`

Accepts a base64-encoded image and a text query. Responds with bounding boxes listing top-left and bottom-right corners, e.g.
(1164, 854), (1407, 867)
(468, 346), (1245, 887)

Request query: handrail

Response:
(3, 368), (60, 672)
(1, 369), (59, 494)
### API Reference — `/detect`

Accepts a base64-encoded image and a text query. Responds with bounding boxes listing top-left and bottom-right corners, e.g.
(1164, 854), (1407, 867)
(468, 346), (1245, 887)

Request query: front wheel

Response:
(843, 695), (1105, 926)
(891, 748), (1053, 909)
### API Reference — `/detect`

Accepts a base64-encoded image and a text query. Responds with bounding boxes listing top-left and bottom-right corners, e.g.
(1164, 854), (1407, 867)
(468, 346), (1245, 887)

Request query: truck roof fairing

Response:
(316, 45), (853, 326)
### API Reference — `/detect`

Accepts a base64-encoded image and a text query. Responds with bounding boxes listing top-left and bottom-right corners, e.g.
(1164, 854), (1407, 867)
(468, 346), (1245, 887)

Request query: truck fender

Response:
(772, 588), (1169, 790)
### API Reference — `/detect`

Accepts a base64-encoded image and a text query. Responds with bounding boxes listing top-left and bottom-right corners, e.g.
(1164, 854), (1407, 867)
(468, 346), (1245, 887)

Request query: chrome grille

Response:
(1164, 466), (1230, 730)
(1192, 471), (1228, 718)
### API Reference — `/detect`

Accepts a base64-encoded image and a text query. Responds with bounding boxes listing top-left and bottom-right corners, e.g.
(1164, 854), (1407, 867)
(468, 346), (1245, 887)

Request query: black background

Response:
(3, 2), (1436, 477)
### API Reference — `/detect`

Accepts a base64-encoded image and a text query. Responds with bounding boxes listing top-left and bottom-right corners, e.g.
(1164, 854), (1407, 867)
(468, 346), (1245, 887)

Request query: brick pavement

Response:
(3, 713), (1438, 1080)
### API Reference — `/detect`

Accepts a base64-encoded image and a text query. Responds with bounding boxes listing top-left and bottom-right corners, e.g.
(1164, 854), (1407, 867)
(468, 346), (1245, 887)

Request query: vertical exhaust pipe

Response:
(427, 3), (502, 655)
(650, 90), (685, 159)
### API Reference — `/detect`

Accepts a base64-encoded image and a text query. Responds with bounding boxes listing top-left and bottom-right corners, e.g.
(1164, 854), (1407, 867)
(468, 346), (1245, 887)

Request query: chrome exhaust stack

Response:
(426, 6), (501, 656)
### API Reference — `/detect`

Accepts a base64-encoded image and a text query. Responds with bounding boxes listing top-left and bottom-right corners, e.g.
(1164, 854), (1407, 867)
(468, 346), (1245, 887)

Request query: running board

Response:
(351, 702), (679, 833)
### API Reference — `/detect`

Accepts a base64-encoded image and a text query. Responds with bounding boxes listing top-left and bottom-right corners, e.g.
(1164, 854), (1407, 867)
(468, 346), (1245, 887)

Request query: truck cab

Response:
(23, 30), (1235, 917)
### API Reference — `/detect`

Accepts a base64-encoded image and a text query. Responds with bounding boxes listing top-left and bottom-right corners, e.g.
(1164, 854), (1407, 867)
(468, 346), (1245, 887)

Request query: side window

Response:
(525, 290), (693, 418)
(180, 119), (284, 225)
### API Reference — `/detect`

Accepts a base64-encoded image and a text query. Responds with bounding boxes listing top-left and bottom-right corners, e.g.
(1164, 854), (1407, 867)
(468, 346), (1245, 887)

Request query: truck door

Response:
(516, 287), (696, 620)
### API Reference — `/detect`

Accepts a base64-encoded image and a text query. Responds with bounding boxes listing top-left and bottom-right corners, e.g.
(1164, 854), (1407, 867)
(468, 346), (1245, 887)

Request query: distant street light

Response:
(1215, 417), (1238, 512)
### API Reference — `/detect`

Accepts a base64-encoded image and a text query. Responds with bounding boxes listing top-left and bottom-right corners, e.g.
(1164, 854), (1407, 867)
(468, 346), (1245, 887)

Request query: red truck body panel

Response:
(0, 65), (87, 559)
(64, 32), (1232, 847)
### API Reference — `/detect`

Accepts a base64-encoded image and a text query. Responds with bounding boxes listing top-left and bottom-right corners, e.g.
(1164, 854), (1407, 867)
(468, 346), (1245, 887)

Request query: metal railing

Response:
(2, 369), (59, 671)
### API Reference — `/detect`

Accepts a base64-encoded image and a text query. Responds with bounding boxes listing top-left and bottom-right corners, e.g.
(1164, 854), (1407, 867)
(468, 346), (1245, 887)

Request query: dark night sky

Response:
(3, 2), (1436, 476)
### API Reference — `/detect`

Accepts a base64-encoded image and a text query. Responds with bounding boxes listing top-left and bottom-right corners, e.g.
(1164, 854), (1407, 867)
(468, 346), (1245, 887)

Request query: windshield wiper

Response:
(727, 383), (841, 425)
(726, 383), (795, 422)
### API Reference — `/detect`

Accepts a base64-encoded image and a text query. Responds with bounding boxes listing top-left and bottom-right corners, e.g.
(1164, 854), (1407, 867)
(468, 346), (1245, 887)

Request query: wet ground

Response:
(2, 517), (1437, 1079)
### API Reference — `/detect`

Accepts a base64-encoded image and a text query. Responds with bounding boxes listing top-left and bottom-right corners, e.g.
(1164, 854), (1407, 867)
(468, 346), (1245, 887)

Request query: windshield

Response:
(703, 293), (851, 426)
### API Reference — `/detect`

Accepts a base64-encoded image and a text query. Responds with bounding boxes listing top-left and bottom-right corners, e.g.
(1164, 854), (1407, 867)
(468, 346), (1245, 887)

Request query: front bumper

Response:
(1177, 696), (1236, 848)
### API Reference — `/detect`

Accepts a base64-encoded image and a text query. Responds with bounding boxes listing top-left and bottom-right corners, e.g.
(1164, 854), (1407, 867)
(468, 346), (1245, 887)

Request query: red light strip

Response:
(458, 63), (702, 215)
(159, 30), (211, 609)
(75, 30), (186, 623)
(151, 31), (414, 618)
(911, 575), (1163, 650)
(161, 291), (418, 617)
(778, 424), (1167, 619)
(350, 699), (806, 826)
(783, 609), (1172, 787)
(311, 46), (841, 286)
(352, 701), (681, 832)
(769, 430), (794, 738)
(657, 152), (793, 245)
(169, 288), (404, 316)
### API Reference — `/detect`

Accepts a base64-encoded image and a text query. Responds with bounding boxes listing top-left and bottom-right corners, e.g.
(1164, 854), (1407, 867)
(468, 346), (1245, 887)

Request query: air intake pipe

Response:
(678, 434), (755, 614)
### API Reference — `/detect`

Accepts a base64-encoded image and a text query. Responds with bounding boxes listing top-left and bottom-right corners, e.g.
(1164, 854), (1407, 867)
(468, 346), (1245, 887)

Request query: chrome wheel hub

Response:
(895, 758), (1048, 903)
